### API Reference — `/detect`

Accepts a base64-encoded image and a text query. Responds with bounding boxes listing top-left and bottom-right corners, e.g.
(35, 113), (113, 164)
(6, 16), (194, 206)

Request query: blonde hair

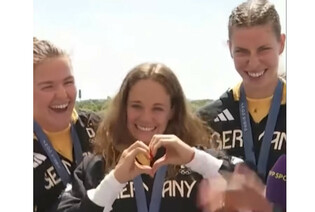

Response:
(33, 37), (70, 69)
(228, 0), (282, 40)
(94, 63), (214, 177)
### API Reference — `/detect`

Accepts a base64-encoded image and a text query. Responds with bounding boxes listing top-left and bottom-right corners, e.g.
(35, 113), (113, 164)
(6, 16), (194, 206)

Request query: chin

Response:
(51, 118), (70, 129)
(142, 140), (151, 145)
(133, 134), (153, 145)
(140, 137), (152, 145)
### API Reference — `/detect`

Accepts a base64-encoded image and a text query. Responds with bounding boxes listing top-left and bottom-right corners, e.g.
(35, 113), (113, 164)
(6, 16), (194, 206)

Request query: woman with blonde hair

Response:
(33, 37), (100, 212)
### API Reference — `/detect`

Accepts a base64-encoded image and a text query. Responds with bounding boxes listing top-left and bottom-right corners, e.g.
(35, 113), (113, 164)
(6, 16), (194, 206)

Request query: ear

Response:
(279, 33), (286, 54)
(228, 40), (233, 58)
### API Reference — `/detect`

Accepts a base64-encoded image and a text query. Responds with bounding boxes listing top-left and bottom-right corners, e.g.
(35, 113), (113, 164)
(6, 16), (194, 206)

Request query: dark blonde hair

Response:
(94, 63), (213, 175)
(228, 0), (282, 40)
(33, 37), (70, 70)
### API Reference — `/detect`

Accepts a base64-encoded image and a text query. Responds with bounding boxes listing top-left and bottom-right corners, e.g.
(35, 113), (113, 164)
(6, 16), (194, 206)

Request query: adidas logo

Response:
(231, 156), (244, 165)
(33, 153), (47, 168)
(214, 109), (234, 122)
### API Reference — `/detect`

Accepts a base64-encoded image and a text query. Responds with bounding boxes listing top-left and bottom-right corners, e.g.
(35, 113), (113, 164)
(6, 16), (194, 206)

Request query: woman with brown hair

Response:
(57, 62), (236, 212)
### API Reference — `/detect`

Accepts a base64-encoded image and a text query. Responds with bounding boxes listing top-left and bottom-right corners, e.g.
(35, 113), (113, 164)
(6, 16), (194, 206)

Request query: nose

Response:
(55, 85), (68, 98)
(140, 108), (152, 122)
(246, 53), (260, 71)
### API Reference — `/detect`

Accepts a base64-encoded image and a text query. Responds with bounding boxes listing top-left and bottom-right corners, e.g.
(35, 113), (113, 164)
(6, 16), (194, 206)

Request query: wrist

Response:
(185, 147), (223, 178)
(187, 147), (195, 163)
(87, 170), (126, 208)
(113, 169), (125, 184)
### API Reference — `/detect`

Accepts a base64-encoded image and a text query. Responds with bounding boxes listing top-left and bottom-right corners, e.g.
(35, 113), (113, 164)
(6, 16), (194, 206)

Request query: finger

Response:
(151, 134), (174, 139)
(197, 179), (210, 208)
(234, 164), (265, 194)
(224, 187), (268, 211)
(135, 162), (153, 176)
(149, 134), (174, 156)
(127, 140), (150, 153)
(149, 135), (161, 157)
(207, 190), (225, 212)
(128, 147), (153, 175)
(151, 137), (175, 157)
(234, 163), (251, 174)
(151, 155), (168, 174)
(228, 173), (246, 190)
(128, 146), (151, 161)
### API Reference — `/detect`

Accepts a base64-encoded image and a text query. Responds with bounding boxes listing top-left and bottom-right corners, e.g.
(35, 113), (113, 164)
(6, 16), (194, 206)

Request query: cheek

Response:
(256, 51), (279, 71)
(233, 56), (246, 69)
(233, 58), (248, 75)
(33, 91), (51, 109)
(126, 108), (137, 126)
(155, 113), (171, 128)
(33, 92), (53, 119)
(264, 53), (279, 67)
(66, 86), (77, 100)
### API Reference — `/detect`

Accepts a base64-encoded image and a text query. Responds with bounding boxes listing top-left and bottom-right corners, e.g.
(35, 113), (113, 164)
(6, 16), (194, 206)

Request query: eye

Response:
(64, 79), (74, 85)
(153, 107), (164, 112)
(131, 104), (142, 109)
(233, 49), (248, 56)
(259, 47), (272, 52)
(41, 85), (53, 91)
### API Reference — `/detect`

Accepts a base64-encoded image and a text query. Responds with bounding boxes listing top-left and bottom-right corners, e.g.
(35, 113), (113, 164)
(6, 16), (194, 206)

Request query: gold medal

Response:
(136, 153), (151, 166)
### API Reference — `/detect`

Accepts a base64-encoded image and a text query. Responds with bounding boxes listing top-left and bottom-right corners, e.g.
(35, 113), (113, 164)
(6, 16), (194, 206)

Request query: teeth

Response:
(51, 103), (68, 109)
(136, 125), (155, 132)
(248, 71), (264, 78)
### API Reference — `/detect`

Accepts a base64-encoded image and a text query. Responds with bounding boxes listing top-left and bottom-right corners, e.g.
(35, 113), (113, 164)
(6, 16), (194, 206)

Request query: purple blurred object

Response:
(266, 154), (286, 210)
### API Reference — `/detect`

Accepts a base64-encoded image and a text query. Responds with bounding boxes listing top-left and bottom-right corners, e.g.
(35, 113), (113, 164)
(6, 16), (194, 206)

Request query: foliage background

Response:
(75, 98), (213, 115)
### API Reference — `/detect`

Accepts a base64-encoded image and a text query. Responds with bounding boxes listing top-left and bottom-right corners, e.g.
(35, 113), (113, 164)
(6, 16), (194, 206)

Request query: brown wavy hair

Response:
(94, 63), (214, 175)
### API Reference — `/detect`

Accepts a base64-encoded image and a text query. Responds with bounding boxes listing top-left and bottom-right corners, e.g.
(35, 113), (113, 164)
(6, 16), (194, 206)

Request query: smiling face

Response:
(229, 23), (285, 97)
(126, 79), (173, 145)
(33, 57), (77, 132)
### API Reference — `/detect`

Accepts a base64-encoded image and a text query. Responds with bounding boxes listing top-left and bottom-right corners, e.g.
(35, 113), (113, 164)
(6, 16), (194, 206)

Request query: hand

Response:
(149, 134), (195, 173)
(232, 163), (266, 196)
(198, 164), (272, 212)
(198, 177), (227, 212)
(113, 140), (153, 183)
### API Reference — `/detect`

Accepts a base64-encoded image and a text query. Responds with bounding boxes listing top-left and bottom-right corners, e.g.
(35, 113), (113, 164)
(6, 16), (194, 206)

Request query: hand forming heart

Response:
(114, 134), (195, 183)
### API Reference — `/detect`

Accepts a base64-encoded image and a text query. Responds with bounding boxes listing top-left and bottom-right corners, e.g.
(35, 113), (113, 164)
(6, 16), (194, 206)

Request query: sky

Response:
(34, 0), (286, 100)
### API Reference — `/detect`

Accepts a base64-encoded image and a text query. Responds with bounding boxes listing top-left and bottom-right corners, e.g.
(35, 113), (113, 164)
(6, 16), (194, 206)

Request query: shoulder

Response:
(81, 154), (104, 168)
(73, 110), (101, 146)
(75, 154), (105, 179)
(197, 89), (234, 121)
(75, 110), (102, 128)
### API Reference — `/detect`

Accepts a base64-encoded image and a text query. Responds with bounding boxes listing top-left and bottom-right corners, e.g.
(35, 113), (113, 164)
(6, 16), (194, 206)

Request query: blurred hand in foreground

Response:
(198, 163), (273, 212)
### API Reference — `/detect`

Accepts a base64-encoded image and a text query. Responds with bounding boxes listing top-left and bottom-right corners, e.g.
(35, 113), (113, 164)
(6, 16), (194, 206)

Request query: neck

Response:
(243, 78), (279, 99)
(34, 119), (70, 132)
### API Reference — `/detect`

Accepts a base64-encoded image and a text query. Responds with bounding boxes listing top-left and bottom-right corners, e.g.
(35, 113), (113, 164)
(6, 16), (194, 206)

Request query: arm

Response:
(148, 135), (241, 178)
(57, 156), (125, 212)
(185, 147), (242, 179)
(86, 171), (126, 212)
(185, 148), (223, 178)
(58, 140), (154, 212)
